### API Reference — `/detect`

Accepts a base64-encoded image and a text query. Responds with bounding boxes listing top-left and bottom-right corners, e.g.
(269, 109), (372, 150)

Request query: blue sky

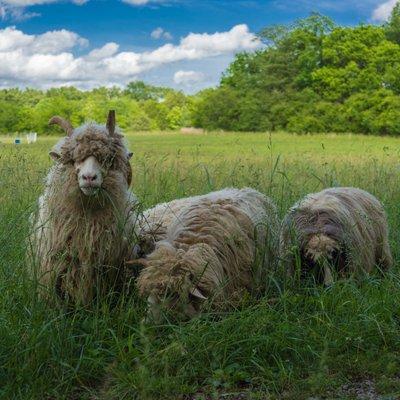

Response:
(0, 0), (395, 92)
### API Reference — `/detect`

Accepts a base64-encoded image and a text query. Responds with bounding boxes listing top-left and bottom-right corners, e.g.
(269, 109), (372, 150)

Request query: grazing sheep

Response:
(135, 188), (279, 322)
(29, 111), (139, 305)
(279, 187), (392, 285)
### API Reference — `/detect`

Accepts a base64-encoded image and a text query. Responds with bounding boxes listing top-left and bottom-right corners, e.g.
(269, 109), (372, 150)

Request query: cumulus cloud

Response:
(0, 24), (260, 89)
(0, 26), (88, 53)
(174, 70), (205, 85)
(372, 0), (397, 21)
(87, 42), (119, 60)
(151, 27), (173, 40)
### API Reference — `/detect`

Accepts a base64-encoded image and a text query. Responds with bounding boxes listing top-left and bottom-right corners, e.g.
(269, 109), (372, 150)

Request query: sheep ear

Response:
(189, 287), (207, 300)
(49, 116), (73, 137)
(49, 151), (60, 161)
(126, 161), (133, 187)
(106, 110), (116, 136)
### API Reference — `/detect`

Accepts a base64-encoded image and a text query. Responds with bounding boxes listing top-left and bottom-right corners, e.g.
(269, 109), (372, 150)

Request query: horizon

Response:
(0, 0), (397, 93)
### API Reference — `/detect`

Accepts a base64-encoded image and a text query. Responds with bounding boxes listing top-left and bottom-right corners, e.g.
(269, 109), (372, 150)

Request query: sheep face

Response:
(50, 131), (132, 203)
(142, 270), (208, 323)
(301, 234), (347, 285)
(75, 155), (103, 196)
(48, 112), (133, 201)
(137, 245), (208, 323)
(305, 233), (338, 263)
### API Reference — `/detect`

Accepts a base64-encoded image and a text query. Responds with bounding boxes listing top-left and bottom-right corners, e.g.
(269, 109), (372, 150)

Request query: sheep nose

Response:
(82, 174), (97, 182)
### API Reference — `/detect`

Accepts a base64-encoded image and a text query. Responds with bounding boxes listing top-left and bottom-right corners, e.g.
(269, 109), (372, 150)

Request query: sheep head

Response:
(48, 111), (133, 199)
(137, 244), (209, 323)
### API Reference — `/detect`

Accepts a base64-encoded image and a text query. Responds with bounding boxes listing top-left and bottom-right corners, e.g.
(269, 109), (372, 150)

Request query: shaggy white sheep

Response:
(135, 188), (279, 322)
(29, 111), (139, 305)
(279, 187), (392, 284)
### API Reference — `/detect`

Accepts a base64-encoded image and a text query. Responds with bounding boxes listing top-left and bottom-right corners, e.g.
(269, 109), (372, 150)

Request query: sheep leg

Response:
(323, 263), (334, 286)
(379, 241), (393, 271)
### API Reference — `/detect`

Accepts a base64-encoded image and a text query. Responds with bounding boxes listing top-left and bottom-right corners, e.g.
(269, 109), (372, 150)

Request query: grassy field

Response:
(2, 131), (400, 399)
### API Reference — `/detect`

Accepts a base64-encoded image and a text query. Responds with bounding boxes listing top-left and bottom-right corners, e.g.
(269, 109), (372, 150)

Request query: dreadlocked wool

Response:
(279, 187), (392, 284)
(29, 114), (138, 305)
(136, 188), (279, 322)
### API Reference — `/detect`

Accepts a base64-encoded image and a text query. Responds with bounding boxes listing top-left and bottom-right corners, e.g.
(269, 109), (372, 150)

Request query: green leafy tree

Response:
(385, 1), (400, 44)
(196, 13), (400, 135)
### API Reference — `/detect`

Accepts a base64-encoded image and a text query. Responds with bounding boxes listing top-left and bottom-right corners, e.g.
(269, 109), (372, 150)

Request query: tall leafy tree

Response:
(385, 1), (400, 44)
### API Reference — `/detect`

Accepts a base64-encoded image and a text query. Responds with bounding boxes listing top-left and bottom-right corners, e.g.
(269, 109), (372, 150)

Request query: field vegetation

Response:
(2, 131), (400, 399)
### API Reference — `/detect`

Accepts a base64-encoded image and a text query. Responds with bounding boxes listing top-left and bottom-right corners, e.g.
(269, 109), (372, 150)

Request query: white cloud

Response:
(180, 24), (258, 56)
(151, 27), (173, 40)
(0, 0), (85, 5)
(0, 0), (87, 21)
(122, 0), (151, 4)
(122, 0), (166, 5)
(151, 27), (163, 39)
(1, 0), (54, 4)
(87, 42), (119, 60)
(0, 26), (88, 53)
(6, 7), (40, 20)
(0, 24), (260, 89)
(174, 70), (205, 85)
(0, 0), (165, 21)
(372, 0), (397, 21)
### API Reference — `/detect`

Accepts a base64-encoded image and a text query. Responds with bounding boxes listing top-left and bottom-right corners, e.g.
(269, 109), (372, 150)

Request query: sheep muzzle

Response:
(75, 156), (103, 196)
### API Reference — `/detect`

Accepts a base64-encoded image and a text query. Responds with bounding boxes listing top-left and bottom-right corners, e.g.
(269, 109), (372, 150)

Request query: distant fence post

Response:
(26, 132), (38, 144)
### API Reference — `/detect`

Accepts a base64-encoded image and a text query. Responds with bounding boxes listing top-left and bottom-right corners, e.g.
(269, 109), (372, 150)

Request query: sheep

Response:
(135, 188), (279, 322)
(29, 111), (139, 306)
(279, 187), (392, 285)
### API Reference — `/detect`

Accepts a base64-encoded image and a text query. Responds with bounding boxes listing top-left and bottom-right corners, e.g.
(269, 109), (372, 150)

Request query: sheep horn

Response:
(48, 116), (74, 136)
(106, 110), (116, 136)
(189, 287), (207, 300)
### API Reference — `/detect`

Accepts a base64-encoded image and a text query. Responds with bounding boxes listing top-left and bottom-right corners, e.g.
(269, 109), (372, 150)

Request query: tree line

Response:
(194, 5), (400, 135)
(2, 4), (400, 136)
(0, 82), (194, 135)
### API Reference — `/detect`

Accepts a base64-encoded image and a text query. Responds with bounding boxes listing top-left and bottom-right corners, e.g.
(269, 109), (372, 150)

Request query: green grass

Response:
(2, 131), (400, 399)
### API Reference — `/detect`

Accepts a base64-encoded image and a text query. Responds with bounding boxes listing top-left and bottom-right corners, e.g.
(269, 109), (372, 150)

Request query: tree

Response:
(192, 88), (240, 130)
(195, 13), (400, 135)
(124, 81), (172, 101)
(385, 1), (400, 44)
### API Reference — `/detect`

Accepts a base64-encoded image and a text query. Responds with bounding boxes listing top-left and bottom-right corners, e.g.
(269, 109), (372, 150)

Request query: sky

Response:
(0, 0), (397, 93)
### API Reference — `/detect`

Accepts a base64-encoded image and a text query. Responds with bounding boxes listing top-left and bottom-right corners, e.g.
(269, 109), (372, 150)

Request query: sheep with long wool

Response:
(29, 111), (139, 305)
(135, 188), (279, 322)
(279, 187), (392, 284)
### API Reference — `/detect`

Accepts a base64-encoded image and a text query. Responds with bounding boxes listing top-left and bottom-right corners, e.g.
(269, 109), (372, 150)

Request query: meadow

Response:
(2, 131), (400, 399)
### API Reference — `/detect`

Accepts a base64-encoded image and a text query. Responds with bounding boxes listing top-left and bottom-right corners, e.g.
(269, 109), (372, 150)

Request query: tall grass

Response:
(1, 132), (400, 399)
